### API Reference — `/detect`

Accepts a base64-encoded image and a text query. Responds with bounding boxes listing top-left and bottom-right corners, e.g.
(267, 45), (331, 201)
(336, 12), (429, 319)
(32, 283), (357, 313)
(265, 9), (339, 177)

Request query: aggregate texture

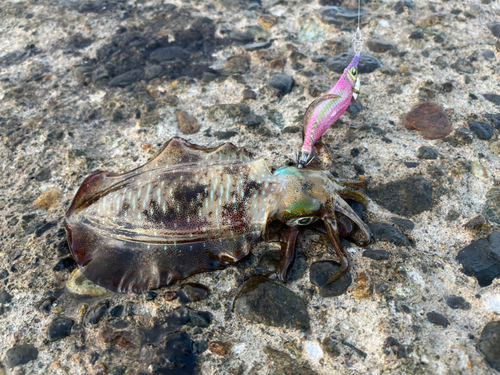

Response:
(1, 0), (500, 374)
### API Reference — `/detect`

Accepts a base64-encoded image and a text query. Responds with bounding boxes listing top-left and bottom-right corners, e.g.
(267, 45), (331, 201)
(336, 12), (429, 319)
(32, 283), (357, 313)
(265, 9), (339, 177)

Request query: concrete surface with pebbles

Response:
(1, 0), (500, 374)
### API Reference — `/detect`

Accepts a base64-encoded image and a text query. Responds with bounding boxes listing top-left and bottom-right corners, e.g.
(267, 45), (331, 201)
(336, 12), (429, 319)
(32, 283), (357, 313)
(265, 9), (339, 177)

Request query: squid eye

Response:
(288, 217), (318, 226)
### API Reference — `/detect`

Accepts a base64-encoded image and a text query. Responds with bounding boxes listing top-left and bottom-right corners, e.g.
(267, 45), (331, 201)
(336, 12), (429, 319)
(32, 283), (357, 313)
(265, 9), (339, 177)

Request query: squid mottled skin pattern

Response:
(65, 138), (372, 294)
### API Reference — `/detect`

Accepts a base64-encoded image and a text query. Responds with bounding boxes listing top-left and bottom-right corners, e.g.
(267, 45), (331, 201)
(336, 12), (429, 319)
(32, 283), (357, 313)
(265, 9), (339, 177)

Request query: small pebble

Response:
(242, 89), (257, 100)
(368, 177), (433, 216)
(369, 222), (410, 246)
(471, 159), (492, 182)
(5, 344), (38, 368)
(177, 283), (209, 304)
(33, 189), (61, 210)
(244, 41), (272, 51)
(48, 317), (74, 341)
(457, 232), (500, 286)
(327, 52), (382, 74)
(468, 121), (493, 140)
(482, 50), (495, 60)
(488, 23), (500, 39)
(309, 261), (352, 297)
(391, 217), (415, 230)
(353, 272), (373, 299)
(311, 55), (326, 62)
(258, 15), (276, 28)
(146, 291), (158, 301)
(109, 69), (143, 87)
(483, 94), (500, 106)
(409, 31), (424, 39)
(223, 55), (250, 75)
(445, 295), (471, 310)
(267, 74), (294, 96)
(464, 215), (489, 230)
(208, 341), (231, 356)
(479, 321), (500, 371)
(417, 146), (438, 160)
(175, 110), (200, 135)
(362, 249), (390, 261)
(366, 39), (396, 53)
(426, 311), (450, 327)
(404, 102), (452, 140)
(417, 12), (447, 28)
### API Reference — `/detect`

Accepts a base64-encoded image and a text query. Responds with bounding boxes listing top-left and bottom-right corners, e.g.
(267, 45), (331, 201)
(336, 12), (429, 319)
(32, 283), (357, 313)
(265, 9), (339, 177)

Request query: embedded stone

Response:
(404, 102), (452, 140)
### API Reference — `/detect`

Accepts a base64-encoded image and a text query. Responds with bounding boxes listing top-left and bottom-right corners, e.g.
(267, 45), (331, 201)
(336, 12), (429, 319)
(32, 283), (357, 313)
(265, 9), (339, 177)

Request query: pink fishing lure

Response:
(300, 53), (361, 166)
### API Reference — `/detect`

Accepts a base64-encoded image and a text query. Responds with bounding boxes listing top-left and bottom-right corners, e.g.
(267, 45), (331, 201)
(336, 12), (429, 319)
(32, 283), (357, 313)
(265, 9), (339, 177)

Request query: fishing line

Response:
(353, 0), (363, 54)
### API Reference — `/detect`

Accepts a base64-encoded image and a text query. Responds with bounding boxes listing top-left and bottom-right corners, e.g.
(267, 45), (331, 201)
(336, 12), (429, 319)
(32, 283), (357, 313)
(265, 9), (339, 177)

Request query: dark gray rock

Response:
(177, 283), (209, 304)
(469, 121), (493, 140)
(369, 222), (410, 246)
(483, 94), (500, 106)
(109, 69), (143, 87)
(110, 305), (124, 317)
(488, 23), (500, 39)
(34, 167), (51, 181)
(394, 0), (414, 14)
(268, 74), (294, 96)
(366, 39), (396, 53)
(391, 217), (415, 230)
(362, 249), (390, 260)
(85, 301), (109, 325)
(348, 102), (363, 116)
(482, 50), (495, 60)
(5, 344), (38, 368)
(201, 72), (217, 83)
(483, 188), (500, 225)
(48, 317), (74, 341)
(451, 59), (475, 74)
(229, 31), (253, 43)
(213, 130), (237, 139)
(456, 232), (500, 287)
(240, 113), (264, 128)
(52, 257), (76, 271)
(427, 312), (450, 327)
(233, 275), (310, 331)
(256, 250), (307, 282)
(309, 261), (352, 297)
(144, 65), (163, 80)
(368, 177), (433, 216)
(479, 321), (500, 371)
(0, 290), (13, 304)
(35, 221), (58, 237)
(267, 109), (285, 129)
(150, 47), (189, 62)
(409, 31), (424, 39)
(245, 41), (272, 50)
(417, 146), (438, 159)
(327, 52), (382, 74)
(445, 295), (471, 310)
(311, 54), (327, 62)
(485, 113), (500, 129)
(320, 6), (367, 24)
(242, 89), (257, 100)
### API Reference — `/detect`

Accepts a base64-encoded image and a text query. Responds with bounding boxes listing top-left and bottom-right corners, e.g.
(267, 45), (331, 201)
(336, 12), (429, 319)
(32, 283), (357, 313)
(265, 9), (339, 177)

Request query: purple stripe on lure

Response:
(300, 52), (361, 165)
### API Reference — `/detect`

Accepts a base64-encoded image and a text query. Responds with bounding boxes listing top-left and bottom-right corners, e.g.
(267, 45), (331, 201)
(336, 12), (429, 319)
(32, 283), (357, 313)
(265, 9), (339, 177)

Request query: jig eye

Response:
(288, 217), (318, 226)
(350, 67), (357, 76)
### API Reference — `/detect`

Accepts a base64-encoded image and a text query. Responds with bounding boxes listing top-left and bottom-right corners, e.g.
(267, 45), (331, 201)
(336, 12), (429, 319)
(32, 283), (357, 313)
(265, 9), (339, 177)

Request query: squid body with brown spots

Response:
(65, 138), (372, 293)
